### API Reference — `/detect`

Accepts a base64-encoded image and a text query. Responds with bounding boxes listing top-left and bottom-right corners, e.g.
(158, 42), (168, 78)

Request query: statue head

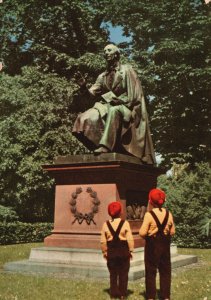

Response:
(104, 44), (120, 62)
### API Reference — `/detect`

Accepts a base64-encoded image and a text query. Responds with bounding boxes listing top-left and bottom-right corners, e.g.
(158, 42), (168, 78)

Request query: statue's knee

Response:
(89, 109), (99, 121)
(107, 106), (122, 122)
(81, 109), (99, 122)
(108, 106), (120, 115)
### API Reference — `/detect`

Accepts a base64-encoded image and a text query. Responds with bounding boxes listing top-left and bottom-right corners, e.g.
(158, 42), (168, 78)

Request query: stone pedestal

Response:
(43, 153), (164, 249)
(4, 154), (198, 279)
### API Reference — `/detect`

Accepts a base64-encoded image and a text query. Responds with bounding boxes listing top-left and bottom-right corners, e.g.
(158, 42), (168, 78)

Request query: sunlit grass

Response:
(0, 244), (210, 299)
(0, 243), (40, 269)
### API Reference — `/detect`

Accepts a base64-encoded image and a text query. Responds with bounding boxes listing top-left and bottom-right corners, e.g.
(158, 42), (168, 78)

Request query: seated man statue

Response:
(72, 44), (156, 165)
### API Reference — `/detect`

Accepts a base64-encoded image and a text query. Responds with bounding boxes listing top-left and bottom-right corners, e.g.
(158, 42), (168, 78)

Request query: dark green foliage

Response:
(0, 67), (88, 222)
(0, 222), (53, 245)
(199, 207), (211, 237)
(158, 163), (211, 248)
(0, 205), (19, 222)
(0, 0), (108, 76)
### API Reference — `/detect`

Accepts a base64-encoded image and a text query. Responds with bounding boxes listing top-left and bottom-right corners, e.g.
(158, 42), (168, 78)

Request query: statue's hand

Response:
(74, 71), (87, 88)
(110, 96), (123, 106)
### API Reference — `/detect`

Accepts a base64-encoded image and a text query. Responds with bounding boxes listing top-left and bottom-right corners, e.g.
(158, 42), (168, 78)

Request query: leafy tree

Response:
(0, 67), (88, 221)
(0, 0), (108, 76)
(158, 162), (211, 248)
(92, 0), (211, 167)
(0, 205), (19, 222)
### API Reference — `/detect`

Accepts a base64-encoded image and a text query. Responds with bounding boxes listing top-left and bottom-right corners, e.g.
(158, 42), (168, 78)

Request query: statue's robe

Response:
(72, 64), (156, 164)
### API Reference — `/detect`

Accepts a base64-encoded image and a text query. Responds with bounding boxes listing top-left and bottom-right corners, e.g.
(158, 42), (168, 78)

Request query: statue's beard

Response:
(106, 57), (119, 68)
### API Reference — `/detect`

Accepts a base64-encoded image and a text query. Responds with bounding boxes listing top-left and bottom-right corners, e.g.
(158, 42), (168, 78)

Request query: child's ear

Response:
(147, 202), (153, 212)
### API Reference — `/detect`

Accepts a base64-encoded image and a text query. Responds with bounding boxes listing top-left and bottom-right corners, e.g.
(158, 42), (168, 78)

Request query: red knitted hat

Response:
(108, 202), (122, 218)
(149, 188), (166, 206)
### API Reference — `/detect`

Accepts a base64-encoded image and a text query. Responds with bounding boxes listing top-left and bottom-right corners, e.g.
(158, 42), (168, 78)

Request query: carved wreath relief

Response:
(69, 187), (100, 225)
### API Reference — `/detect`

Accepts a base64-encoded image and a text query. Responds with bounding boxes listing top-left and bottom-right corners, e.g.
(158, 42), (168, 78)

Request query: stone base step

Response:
(4, 245), (197, 280)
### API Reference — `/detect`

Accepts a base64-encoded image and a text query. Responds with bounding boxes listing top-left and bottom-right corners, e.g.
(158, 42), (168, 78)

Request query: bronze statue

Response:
(72, 44), (156, 164)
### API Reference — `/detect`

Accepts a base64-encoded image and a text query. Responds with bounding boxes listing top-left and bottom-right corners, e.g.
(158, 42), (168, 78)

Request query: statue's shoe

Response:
(94, 146), (110, 154)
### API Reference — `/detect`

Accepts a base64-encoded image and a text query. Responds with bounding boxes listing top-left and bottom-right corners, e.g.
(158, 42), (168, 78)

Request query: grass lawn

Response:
(0, 243), (210, 299)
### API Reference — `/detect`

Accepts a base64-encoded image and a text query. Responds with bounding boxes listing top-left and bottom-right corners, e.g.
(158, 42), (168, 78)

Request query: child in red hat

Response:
(139, 188), (175, 300)
(101, 201), (134, 299)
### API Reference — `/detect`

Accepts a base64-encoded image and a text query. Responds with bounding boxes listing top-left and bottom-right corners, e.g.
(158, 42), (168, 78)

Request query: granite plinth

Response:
(43, 153), (165, 249)
(4, 245), (197, 280)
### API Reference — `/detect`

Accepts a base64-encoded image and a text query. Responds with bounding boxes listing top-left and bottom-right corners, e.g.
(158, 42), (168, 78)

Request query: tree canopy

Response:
(0, 0), (108, 76)
(0, 67), (82, 221)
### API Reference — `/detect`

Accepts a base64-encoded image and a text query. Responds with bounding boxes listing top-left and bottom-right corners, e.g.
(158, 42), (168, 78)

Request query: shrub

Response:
(158, 162), (211, 248)
(0, 222), (53, 245)
(0, 205), (19, 222)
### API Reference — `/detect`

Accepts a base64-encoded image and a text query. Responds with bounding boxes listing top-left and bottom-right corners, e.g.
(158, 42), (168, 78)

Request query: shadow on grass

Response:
(103, 288), (134, 297)
(139, 289), (163, 299)
(103, 288), (110, 296)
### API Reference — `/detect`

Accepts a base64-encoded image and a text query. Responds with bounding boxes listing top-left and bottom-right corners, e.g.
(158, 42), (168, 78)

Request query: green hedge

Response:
(0, 205), (19, 222)
(158, 163), (211, 249)
(0, 222), (53, 245)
